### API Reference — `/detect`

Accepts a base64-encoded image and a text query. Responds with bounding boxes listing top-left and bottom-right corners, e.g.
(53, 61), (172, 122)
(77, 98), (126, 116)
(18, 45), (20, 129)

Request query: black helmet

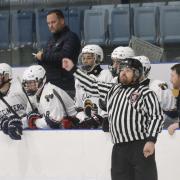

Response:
(120, 58), (143, 82)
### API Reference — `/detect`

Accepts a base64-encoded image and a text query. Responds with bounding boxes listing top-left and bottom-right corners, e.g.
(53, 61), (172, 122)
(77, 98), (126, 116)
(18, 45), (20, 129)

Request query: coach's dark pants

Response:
(111, 140), (157, 180)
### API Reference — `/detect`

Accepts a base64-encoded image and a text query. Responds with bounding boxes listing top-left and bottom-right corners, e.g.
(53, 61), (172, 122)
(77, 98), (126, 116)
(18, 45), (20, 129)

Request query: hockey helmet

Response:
(109, 46), (135, 77)
(111, 46), (135, 61)
(120, 58), (143, 82)
(22, 65), (46, 96)
(79, 44), (103, 72)
(133, 56), (151, 79)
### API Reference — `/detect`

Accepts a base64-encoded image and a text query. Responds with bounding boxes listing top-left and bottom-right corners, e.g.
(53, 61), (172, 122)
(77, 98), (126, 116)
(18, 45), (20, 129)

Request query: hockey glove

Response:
(45, 116), (61, 129)
(75, 107), (84, 112)
(61, 116), (80, 129)
(0, 116), (9, 135)
(8, 116), (22, 140)
(27, 111), (42, 129)
(79, 114), (103, 129)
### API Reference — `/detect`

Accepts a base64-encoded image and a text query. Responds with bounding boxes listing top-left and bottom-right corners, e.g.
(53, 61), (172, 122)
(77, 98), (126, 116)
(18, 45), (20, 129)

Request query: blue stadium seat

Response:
(133, 6), (159, 44)
(159, 5), (180, 45)
(62, 8), (69, 25)
(11, 10), (34, 48)
(117, 3), (140, 7)
(109, 7), (131, 45)
(83, 9), (108, 45)
(0, 11), (10, 49)
(92, 4), (114, 25)
(142, 2), (166, 6)
(35, 9), (51, 49)
(68, 8), (81, 38)
(168, 1), (180, 6)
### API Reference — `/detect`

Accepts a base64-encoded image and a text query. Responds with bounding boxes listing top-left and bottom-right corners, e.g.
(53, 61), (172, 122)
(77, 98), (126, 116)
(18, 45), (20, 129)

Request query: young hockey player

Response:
(0, 63), (27, 140)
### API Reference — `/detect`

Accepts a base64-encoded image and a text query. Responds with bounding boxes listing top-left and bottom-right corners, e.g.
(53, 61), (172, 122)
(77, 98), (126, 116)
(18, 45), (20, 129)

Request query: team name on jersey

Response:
(0, 103), (25, 118)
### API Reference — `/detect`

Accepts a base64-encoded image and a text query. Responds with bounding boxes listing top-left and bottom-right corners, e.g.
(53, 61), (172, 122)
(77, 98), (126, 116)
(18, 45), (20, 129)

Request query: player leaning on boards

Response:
(20, 64), (101, 131)
(62, 57), (164, 180)
(21, 64), (78, 130)
(133, 56), (176, 127)
(0, 63), (27, 140)
(75, 44), (113, 123)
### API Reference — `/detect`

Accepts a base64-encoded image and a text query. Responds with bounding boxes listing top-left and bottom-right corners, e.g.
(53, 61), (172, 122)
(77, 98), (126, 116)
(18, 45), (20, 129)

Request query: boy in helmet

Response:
(0, 63), (27, 140)
(133, 56), (176, 128)
(109, 46), (135, 80)
(21, 65), (78, 129)
(75, 44), (113, 124)
(63, 57), (164, 180)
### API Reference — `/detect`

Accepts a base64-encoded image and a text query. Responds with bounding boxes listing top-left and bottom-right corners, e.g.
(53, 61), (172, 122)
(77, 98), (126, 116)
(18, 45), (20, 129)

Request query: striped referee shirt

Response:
(74, 69), (164, 144)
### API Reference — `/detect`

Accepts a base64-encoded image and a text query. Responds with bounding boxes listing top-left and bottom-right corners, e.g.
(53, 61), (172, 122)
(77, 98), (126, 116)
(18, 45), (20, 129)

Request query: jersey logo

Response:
(45, 94), (54, 102)
(129, 92), (140, 104)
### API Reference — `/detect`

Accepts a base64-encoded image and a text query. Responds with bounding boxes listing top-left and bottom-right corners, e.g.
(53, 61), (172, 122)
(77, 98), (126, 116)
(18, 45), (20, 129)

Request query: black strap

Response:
(52, 89), (68, 117)
(0, 92), (20, 119)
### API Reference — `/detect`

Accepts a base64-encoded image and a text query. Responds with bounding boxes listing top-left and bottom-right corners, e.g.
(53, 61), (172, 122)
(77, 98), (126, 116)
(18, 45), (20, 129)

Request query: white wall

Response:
(12, 63), (176, 86)
(0, 130), (179, 180)
(150, 63), (175, 87)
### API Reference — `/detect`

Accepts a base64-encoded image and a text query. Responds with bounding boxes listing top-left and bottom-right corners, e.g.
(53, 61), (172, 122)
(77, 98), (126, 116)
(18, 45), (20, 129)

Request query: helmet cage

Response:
(0, 72), (10, 87)
(0, 63), (12, 87)
(22, 75), (46, 96)
(79, 53), (101, 72)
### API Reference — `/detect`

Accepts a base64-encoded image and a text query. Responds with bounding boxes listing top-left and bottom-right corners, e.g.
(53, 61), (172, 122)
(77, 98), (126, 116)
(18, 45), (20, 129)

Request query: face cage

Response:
(144, 67), (151, 78)
(80, 54), (101, 73)
(108, 65), (119, 77)
(0, 74), (4, 86)
(22, 80), (39, 96)
(109, 59), (122, 77)
(0, 73), (11, 88)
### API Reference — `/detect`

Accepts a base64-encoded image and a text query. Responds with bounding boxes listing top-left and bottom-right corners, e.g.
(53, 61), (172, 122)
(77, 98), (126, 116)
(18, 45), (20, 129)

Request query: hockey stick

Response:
(52, 89), (68, 117)
(52, 89), (80, 128)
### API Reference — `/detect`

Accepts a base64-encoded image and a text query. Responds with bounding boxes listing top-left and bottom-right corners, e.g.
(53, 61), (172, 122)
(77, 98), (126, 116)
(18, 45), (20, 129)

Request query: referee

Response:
(63, 57), (164, 180)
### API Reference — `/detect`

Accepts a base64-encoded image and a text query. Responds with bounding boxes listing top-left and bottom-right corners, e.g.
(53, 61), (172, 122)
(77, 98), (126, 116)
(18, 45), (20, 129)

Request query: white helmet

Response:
(79, 44), (104, 72)
(109, 46), (135, 77)
(133, 56), (151, 78)
(22, 65), (46, 96)
(0, 63), (12, 87)
(111, 46), (135, 60)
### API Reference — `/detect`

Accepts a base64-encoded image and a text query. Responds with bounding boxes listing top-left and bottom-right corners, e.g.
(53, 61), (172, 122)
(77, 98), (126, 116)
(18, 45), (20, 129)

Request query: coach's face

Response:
(47, 13), (64, 33)
(119, 67), (135, 85)
(170, 70), (180, 89)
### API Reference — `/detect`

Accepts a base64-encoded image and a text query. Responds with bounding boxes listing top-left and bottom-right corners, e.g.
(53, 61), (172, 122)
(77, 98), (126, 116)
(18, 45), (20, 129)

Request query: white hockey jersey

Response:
(75, 69), (113, 116)
(149, 79), (176, 111)
(0, 79), (27, 120)
(24, 82), (76, 129)
(111, 77), (176, 111)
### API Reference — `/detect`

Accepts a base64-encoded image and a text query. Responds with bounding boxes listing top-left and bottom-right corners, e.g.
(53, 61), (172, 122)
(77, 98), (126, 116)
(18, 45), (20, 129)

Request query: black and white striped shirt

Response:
(74, 69), (164, 144)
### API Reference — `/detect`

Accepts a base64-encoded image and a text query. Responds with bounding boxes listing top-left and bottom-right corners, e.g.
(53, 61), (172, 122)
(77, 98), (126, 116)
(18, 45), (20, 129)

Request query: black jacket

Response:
(38, 26), (81, 91)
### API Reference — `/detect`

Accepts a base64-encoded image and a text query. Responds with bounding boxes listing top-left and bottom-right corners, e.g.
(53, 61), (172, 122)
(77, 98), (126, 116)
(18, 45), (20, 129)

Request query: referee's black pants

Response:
(111, 140), (157, 180)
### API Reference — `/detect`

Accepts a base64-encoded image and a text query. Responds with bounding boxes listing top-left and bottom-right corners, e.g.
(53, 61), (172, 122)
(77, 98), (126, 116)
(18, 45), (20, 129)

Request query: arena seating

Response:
(0, 2), (180, 50)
